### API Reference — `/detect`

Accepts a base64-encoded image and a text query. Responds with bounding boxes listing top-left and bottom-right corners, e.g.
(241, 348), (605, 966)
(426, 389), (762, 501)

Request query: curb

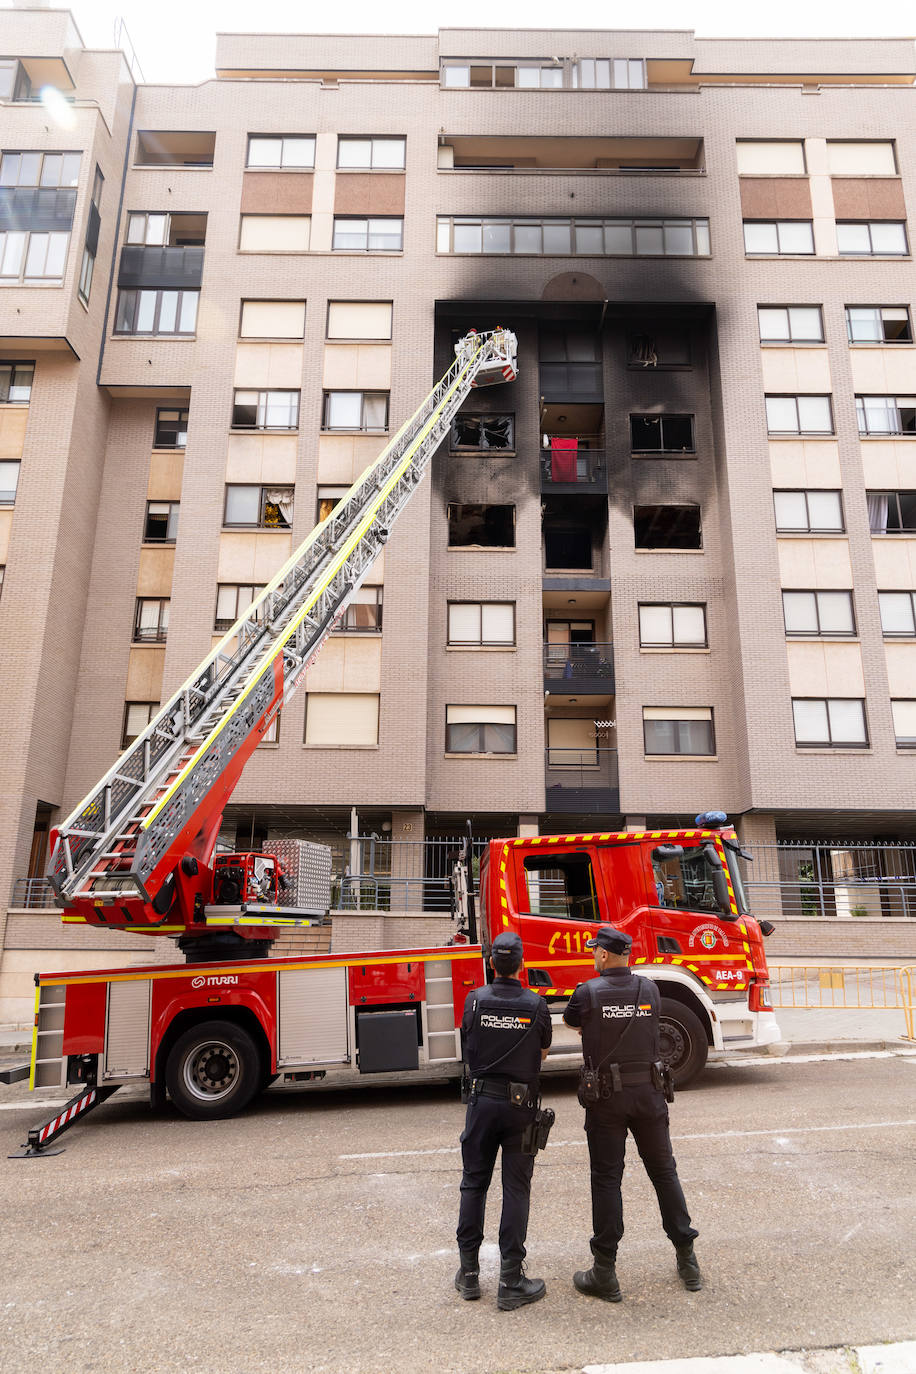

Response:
(561, 1341), (916, 1373)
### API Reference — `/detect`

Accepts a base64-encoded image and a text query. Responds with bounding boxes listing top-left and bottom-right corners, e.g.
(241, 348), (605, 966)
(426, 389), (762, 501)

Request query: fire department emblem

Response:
(689, 923), (729, 951)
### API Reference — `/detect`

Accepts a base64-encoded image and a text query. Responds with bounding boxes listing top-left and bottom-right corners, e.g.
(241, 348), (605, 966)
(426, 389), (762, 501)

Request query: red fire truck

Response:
(2, 330), (779, 1153)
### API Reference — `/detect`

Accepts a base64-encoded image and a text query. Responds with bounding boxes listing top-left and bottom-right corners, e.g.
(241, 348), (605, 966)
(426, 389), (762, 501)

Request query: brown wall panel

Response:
(334, 173), (406, 215)
(830, 176), (906, 219)
(739, 177), (812, 218)
(240, 171), (313, 213)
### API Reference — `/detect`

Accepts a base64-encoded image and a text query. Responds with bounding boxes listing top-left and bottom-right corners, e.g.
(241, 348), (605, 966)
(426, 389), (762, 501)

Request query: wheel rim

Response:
(659, 1019), (689, 1070)
(182, 1039), (241, 1102)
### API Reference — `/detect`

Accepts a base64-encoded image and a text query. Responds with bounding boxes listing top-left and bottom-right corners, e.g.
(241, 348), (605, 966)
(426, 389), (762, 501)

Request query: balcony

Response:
(541, 447), (607, 493)
(10, 877), (56, 909)
(544, 642), (614, 694)
(544, 748), (619, 814)
(118, 244), (205, 291)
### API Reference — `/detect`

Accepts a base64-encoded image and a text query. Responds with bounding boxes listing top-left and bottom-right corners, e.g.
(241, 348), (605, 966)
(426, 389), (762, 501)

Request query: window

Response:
(544, 523), (592, 568)
(846, 306), (911, 344)
(630, 414), (694, 453)
(239, 300), (306, 339)
(322, 391), (388, 432)
(643, 706), (715, 756)
(867, 491), (916, 534)
(855, 396), (916, 437)
(134, 598), (170, 643)
(827, 141), (897, 175)
(639, 604), (707, 648)
(766, 395), (834, 436)
(447, 503), (515, 548)
(340, 586), (383, 632)
(144, 501), (179, 543)
(0, 460), (20, 504)
(91, 166), (104, 210)
(523, 853), (600, 922)
(448, 602), (515, 646)
(736, 141), (806, 175)
(0, 150), (80, 187)
(78, 245), (94, 304)
(0, 362), (33, 404)
(305, 693), (380, 746)
(122, 701), (159, 748)
(317, 487), (348, 524)
(135, 131), (215, 168)
(224, 486), (294, 529)
(782, 590), (855, 636)
(773, 490), (844, 533)
(627, 329), (691, 368)
(652, 845), (733, 917)
(125, 212), (169, 246)
(792, 698), (868, 747)
(326, 300), (392, 340)
(634, 505), (701, 550)
(446, 704), (516, 754)
(0, 59), (31, 102)
(836, 222), (908, 257)
(337, 137), (405, 169)
(437, 215), (710, 257)
(0, 230), (70, 283)
(114, 289), (198, 336)
(743, 221), (814, 255)
(573, 58), (646, 88)
(259, 713), (280, 745)
(891, 700), (916, 748)
(0, 565), (4, 600)
(878, 591), (916, 637)
(215, 583), (264, 631)
(239, 216), (310, 252)
(154, 408), (189, 448)
(450, 413), (514, 450)
(246, 135), (315, 169)
(758, 306), (824, 343)
(332, 217), (403, 251)
(232, 390), (299, 430)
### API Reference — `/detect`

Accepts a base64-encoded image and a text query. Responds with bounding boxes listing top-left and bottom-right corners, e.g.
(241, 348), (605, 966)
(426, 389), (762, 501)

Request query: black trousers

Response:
(585, 1083), (698, 1262)
(457, 1093), (536, 1267)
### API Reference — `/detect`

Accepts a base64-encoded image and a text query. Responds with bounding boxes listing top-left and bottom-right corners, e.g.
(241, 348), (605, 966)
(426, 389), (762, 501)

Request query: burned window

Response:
(630, 414), (695, 453)
(627, 330), (691, 368)
(447, 502), (515, 548)
(544, 524), (593, 569)
(450, 413), (514, 450)
(634, 505), (701, 550)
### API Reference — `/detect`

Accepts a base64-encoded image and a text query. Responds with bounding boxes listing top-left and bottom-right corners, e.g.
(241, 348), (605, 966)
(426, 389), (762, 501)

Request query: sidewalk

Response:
(544, 1345), (916, 1374)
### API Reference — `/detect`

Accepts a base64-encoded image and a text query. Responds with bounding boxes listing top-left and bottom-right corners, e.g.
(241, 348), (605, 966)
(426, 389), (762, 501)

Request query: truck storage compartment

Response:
(356, 1008), (419, 1073)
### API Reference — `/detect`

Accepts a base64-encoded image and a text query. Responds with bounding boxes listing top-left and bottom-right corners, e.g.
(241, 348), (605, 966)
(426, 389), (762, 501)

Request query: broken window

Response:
(634, 505), (701, 550)
(133, 598), (170, 643)
(846, 306), (911, 344)
(628, 330), (691, 367)
(317, 487), (349, 523)
(543, 524), (593, 569)
(154, 408), (188, 447)
(224, 485), (294, 529)
(144, 501), (179, 543)
(630, 414), (695, 452)
(450, 413), (514, 450)
(447, 502), (515, 548)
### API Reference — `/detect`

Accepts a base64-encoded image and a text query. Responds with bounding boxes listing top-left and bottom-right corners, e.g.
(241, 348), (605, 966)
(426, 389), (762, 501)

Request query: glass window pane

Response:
(774, 491), (808, 529)
(791, 307), (823, 341)
(836, 223), (871, 254)
(673, 605), (706, 644)
(516, 67), (540, 87)
(19, 153), (40, 186)
(443, 66), (470, 87)
(797, 395), (832, 433)
(225, 487), (259, 524)
(847, 307), (882, 342)
(629, 59), (645, 88)
(543, 222), (571, 253)
(115, 290), (135, 331)
(216, 586), (237, 622)
(0, 154), (18, 186)
(817, 592), (854, 634)
(767, 397), (799, 432)
(481, 603), (514, 643)
(806, 490), (843, 531)
(793, 698), (829, 743)
(157, 291), (178, 333)
(453, 221), (482, 253)
(24, 233), (47, 276)
(879, 592), (915, 634)
(514, 223), (541, 253)
(282, 137), (314, 167)
(777, 221), (813, 253)
(644, 719), (676, 754)
(828, 699), (866, 743)
(783, 591), (818, 633)
(482, 220), (510, 254)
(232, 391), (258, 427)
(248, 138), (281, 167)
(613, 59), (629, 87)
(264, 391), (297, 427)
(327, 392), (361, 428)
(635, 224), (664, 255)
(40, 154), (62, 187)
(578, 59), (595, 88)
(574, 223), (603, 255)
(145, 214), (168, 246)
(362, 393), (387, 429)
(744, 222), (777, 253)
(449, 604), (481, 643)
(178, 292), (198, 332)
(44, 232), (68, 277)
(437, 218), (451, 252)
(126, 213), (146, 245)
(695, 221), (711, 256)
(639, 605), (672, 644)
(870, 222), (906, 254)
(759, 308), (789, 341)
(663, 221), (694, 255)
(892, 700), (916, 745)
(368, 218), (401, 250)
(338, 139), (371, 168)
(862, 396), (895, 433)
(604, 222), (633, 254)
(372, 138), (405, 169)
(136, 291), (156, 332)
(333, 219), (367, 249)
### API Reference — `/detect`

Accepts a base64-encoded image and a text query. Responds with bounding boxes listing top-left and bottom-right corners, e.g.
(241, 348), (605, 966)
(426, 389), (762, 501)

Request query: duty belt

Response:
(471, 1077), (535, 1106)
(599, 1062), (654, 1092)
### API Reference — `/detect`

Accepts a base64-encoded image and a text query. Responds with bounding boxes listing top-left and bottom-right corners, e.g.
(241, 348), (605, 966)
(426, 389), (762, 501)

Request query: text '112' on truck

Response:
(1, 330), (779, 1155)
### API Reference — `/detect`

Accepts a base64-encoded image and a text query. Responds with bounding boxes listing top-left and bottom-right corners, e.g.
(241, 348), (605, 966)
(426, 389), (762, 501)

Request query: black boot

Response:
(454, 1249), (481, 1300)
(573, 1255), (622, 1303)
(497, 1259), (546, 1311)
(676, 1244), (702, 1291)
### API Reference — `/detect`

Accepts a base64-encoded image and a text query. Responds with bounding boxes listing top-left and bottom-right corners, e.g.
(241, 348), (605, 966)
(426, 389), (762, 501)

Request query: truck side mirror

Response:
(652, 844), (684, 862)
(702, 843), (736, 919)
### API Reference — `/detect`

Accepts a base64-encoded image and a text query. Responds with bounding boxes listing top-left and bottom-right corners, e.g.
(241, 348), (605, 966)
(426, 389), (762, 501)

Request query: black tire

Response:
(166, 1020), (262, 1121)
(658, 998), (709, 1089)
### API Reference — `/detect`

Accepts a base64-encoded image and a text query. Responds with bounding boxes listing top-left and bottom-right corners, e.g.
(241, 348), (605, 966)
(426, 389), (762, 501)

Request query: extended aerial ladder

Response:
(47, 328), (518, 953)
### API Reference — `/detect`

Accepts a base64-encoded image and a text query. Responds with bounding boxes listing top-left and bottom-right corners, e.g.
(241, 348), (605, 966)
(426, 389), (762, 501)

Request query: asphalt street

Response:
(1, 1049), (914, 1374)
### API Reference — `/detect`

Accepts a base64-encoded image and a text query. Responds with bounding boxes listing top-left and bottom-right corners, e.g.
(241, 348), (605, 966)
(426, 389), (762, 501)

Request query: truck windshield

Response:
(652, 846), (731, 917)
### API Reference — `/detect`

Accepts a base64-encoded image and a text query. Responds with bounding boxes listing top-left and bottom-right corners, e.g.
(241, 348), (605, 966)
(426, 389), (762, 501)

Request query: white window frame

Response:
(638, 603), (707, 648)
(765, 394), (834, 436)
(246, 135), (315, 169)
(878, 590), (916, 637)
(782, 590), (856, 637)
(855, 396), (916, 437)
(332, 217), (403, 251)
(336, 137), (406, 170)
(447, 602), (516, 647)
(836, 222), (908, 257)
(792, 698), (868, 748)
(743, 221), (815, 256)
(757, 306), (824, 344)
(773, 490), (844, 534)
(845, 306), (911, 344)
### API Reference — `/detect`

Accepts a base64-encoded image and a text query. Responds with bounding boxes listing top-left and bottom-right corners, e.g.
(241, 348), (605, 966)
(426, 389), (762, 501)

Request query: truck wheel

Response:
(166, 1020), (261, 1120)
(658, 999), (708, 1089)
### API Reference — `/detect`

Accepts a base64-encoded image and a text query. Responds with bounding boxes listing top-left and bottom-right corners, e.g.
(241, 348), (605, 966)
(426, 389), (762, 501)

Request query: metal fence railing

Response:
(768, 963), (916, 1041)
(742, 841), (916, 921)
(543, 642), (614, 683)
(337, 834), (488, 913)
(10, 878), (57, 909)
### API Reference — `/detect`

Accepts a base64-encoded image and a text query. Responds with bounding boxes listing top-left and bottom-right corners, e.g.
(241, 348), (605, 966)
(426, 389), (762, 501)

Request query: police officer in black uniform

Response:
(563, 924), (701, 1301)
(455, 930), (552, 1310)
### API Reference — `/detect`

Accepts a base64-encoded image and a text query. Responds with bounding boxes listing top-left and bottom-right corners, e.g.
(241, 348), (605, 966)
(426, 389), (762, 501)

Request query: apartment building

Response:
(2, 11), (916, 1011)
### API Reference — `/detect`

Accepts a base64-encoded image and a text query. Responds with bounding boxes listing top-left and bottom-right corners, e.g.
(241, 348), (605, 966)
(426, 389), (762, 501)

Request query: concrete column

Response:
(735, 812), (785, 920)
(625, 815), (647, 831)
(518, 814), (539, 837)
(389, 809), (425, 912)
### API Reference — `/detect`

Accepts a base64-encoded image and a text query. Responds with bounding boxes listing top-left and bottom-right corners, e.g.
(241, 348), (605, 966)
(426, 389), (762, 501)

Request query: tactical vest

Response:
(465, 981), (544, 1084)
(579, 972), (659, 1069)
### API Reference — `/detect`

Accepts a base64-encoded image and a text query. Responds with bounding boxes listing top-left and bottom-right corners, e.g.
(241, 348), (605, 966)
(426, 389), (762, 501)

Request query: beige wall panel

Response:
(0, 407), (28, 460)
(322, 344), (392, 390)
(777, 538), (852, 587)
(871, 538), (916, 588)
(226, 433), (298, 484)
(769, 440), (842, 486)
(234, 343), (304, 389)
(760, 348), (831, 392)
(125, 647), (166, 701)
(239, 216), (310, 252)
(860, 439), (916, 489)
(849, 349), (916, 394)
(147, 450), (184, 500)
(885, 642), (916, 697)
(136, 545), (175, 596)
(217, 532), (293, 583)
(305, 635), (382, 693)
(0, 509), (11, 563)
(786, 641), (864, 697)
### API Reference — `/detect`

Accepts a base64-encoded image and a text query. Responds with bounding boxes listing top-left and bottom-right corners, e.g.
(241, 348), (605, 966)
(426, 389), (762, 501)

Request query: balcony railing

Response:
(118, 244), (205, 291)
(10, 877), (56, 909)
(541, 448), (607, 490)
(544, 642), (614, 692)
(544, 747), (619, 813)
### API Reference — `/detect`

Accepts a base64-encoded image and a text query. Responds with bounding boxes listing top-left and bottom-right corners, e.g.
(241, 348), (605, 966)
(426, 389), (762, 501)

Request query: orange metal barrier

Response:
(768, 963), (915, 1041)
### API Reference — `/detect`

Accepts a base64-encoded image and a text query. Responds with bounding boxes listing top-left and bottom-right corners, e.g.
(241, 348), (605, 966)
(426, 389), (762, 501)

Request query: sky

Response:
(8, 0), (915, 86)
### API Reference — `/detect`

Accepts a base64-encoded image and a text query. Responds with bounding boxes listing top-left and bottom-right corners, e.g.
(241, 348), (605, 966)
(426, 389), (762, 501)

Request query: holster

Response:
(652, 1059), (675, 1103)
(520, 1105), (556, 1156)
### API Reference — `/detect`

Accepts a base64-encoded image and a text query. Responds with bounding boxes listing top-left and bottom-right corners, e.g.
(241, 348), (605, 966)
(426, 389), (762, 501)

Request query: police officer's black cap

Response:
(585, 925), (633, 954)
(491, 930), (524, 962)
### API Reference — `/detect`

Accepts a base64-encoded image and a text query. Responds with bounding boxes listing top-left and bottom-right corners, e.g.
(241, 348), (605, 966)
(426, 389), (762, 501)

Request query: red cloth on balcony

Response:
(550, 436), (578, 482)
